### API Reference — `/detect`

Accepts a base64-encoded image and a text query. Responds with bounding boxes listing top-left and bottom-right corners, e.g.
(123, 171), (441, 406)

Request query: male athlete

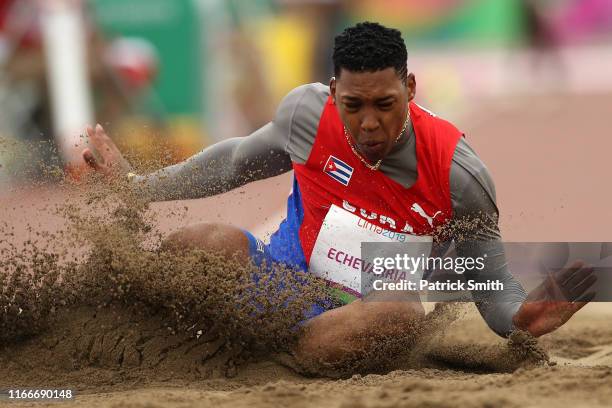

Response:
(82, 22), (595, 368)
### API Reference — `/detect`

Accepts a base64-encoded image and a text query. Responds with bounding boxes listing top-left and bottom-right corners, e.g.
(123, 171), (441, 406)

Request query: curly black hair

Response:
(333, 22), (407, 83)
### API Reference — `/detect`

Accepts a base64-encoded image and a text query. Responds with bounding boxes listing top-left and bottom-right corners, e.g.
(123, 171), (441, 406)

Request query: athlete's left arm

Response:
(451, 139), (596, 337)
(449, 138), (527, 337)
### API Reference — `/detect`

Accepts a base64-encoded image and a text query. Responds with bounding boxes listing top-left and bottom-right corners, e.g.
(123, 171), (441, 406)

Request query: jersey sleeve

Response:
(450, 138), (527, 337)
(282, 82), (329, 164)
(129, 85), (323, 202)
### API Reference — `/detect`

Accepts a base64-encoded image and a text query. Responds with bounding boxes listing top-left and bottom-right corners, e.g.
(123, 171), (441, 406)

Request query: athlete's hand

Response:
(513, 260), (596, 337)
(82, 124), (133, 180)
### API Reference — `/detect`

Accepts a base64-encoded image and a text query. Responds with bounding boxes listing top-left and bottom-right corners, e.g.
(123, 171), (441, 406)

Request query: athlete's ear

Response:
(330, 76), (337, 104)
(407, 73), (416, 102)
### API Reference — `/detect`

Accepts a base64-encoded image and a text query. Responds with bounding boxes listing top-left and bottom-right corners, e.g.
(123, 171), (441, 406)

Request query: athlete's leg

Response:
(163, 223), (425, 373)
(161, 222), (251, 263)
(294, 298), (425, 372)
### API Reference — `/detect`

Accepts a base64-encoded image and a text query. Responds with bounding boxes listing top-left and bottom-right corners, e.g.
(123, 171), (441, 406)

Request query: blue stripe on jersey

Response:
(267, 176), (308, 271)
(332, 167), (351, 178)
(333, 158), (351, 172)
(327, 171), (349, 186)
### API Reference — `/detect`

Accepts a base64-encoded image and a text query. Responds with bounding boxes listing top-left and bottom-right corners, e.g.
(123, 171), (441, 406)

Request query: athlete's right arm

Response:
(129, 123), (292, 202)
(82, 85), (313, 202)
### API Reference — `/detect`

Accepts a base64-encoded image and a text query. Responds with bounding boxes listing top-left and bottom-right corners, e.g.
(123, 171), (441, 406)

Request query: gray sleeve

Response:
(450, 138), (527, 337)
(130, 85), (319, 202)
(284, 82), (329, 164)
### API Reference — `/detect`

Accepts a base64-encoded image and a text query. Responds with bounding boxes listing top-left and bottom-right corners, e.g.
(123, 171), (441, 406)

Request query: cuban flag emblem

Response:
(324, 155), (353, 186)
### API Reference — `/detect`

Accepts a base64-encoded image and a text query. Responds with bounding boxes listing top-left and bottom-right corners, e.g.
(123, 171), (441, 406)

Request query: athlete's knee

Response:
(162, 223), (217, 251)
(161, 223), (249, 259)
(294, 300), (424, 374)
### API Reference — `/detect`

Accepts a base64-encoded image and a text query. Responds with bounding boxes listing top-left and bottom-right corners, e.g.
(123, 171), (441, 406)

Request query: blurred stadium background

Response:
(0, 0), (611, 220)
(0, 0), (610, 262)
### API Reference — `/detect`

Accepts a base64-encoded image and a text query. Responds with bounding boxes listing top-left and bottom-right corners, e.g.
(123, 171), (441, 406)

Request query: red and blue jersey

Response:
(266, 98), (462, 280)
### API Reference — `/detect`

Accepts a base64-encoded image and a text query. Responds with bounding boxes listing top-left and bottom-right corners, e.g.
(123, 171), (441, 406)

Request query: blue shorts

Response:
(242, 229), (329, 321)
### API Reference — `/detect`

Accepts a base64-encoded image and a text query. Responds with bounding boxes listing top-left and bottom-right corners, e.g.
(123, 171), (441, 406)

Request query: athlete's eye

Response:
(378, 102), (393, 110)
(344, 103), (361, 112)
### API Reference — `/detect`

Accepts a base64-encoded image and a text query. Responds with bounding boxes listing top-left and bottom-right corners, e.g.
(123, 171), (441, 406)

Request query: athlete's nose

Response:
(360, 113), (380, 134)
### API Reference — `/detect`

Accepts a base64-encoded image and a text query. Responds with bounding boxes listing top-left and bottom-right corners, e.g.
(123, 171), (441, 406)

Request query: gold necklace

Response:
(343, 109), (411, 171)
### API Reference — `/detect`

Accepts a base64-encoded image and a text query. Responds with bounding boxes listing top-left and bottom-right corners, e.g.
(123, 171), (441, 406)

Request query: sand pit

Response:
(1, 92), (612, 407)
(1, 303), (611, 408)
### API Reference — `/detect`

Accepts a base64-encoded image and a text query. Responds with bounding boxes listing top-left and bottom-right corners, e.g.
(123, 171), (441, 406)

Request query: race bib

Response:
(309, 205), (433, 297)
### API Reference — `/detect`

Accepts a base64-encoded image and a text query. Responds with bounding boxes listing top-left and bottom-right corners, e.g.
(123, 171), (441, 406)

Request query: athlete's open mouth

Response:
(357, 141), (385, 158)
(361, 141), (384, 147)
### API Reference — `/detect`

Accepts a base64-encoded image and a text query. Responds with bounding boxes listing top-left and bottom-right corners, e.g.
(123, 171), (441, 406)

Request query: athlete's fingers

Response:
(559, 260), (585, 283)
(569, 274), (597, 300)
(95, 123), (111, 142)
(94, 123), (126, 164)
(84, 125), (106, 170)
(85, 125), (95, 139)
(552, 263), (593, 301)
(95, 123), (117, 149)
(566, 292), (596, 314)
(92, 125), (119, 163)
(82, 148), (101, 170)
(565, 265), (595, 290)
(85, 124), (107, 157)
(574, 291), (596, 305)
(556, 260), (585, 286)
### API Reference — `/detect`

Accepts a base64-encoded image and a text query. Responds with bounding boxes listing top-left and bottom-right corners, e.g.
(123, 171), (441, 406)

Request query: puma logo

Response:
(411, 203), (442, 227)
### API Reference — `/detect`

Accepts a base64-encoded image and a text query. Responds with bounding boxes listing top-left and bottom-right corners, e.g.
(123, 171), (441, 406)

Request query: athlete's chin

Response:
(364, 153), (384, 163)
(358, 144), (387, 163)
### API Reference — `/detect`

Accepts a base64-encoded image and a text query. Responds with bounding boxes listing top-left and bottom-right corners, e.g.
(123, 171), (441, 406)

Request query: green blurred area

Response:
(90, 0), (204, 116)
(89, 0), (523, 116)
(400, 0), (524, 47)
(86, 0), (525, 158)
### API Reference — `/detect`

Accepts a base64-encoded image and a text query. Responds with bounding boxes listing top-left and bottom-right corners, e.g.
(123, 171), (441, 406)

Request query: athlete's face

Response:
(331, 68), (415, 163)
